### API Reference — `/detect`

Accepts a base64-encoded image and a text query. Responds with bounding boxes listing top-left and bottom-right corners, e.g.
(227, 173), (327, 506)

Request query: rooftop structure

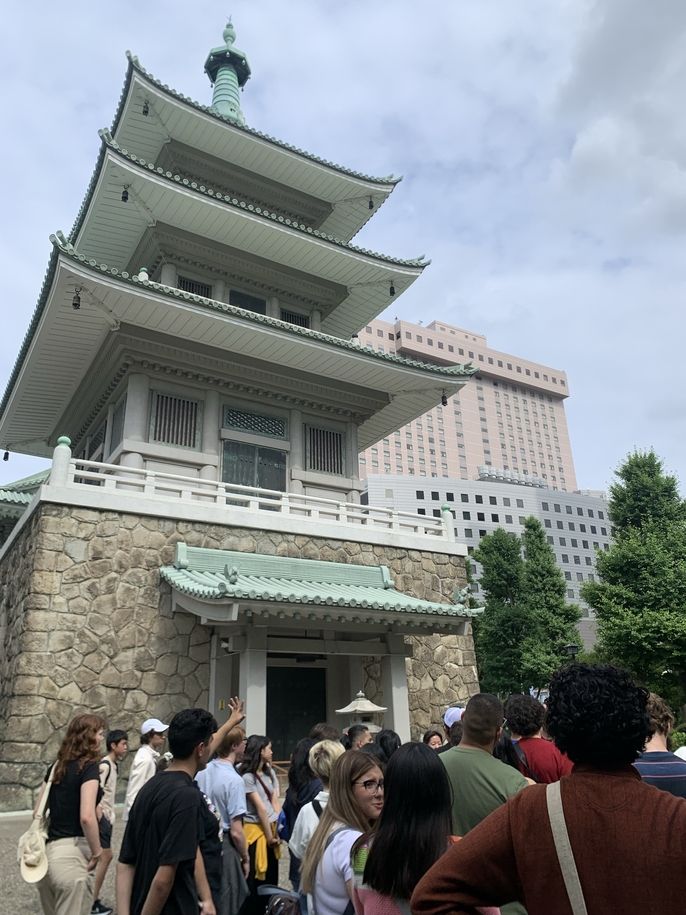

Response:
(358, 318), (577, 491)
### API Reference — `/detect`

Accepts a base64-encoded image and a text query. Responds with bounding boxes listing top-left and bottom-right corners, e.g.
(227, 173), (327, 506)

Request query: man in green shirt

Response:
(440, 693), (529, 915)
(441, 693), (528, 835)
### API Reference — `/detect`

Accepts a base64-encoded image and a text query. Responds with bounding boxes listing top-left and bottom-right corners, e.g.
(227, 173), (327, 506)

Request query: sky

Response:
(1, 0), (685, 493)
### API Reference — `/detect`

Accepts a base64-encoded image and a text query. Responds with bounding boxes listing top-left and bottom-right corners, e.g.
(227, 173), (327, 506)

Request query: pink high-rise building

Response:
(359, 318), (577, 491)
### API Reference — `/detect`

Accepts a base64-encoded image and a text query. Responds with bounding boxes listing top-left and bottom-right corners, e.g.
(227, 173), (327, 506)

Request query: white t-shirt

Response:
(311, 826), (361, 915)
(289, 789), (328, 860)
(123, 744), (159, 821)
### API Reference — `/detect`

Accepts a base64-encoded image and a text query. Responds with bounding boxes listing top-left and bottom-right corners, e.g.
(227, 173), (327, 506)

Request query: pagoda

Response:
(0, 23), (479, 809)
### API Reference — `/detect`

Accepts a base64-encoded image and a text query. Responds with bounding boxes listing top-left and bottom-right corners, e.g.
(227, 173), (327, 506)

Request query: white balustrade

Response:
(49, 456), (448, 540)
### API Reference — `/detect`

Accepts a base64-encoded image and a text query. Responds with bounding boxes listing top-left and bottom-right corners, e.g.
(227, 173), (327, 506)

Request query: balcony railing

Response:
(46, 437), (455, 542)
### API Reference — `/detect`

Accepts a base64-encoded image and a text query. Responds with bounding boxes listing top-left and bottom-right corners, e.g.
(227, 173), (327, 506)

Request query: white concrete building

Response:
(365, 473), (610, 647)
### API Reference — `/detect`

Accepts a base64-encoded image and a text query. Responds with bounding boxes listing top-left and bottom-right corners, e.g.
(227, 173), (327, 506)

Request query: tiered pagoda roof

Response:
(0, 23), (475, 458)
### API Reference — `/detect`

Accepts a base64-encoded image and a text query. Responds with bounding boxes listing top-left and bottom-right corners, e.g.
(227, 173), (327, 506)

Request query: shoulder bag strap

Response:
(512, 741), (534, 780)
(255, 771), (276, 802)
(546, 781), (588, 915)
(36, 763), (57, 820)
(312, 799), (322, 818)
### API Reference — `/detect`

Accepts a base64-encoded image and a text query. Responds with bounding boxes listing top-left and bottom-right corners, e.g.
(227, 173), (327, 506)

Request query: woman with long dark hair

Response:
(35, 714), (106, 915)
(281, 737), (321, 889)
(237, 735), (281, 915)
(352, 742), (499, 915)
(301, 751), (383, 915)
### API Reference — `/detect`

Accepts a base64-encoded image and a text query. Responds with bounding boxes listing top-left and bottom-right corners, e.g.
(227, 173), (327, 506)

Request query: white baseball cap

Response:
(140, 718), (169, 736)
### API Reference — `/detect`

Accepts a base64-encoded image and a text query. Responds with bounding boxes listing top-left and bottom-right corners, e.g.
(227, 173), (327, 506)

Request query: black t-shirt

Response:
(197, 787), (222, 907)
(45, 760), (101, 841)
(119, 770), (203, 915)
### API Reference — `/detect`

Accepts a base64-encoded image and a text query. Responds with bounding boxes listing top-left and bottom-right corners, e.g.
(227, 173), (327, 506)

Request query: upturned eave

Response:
(0, 246), (474, 456)
(108, 55), (400, 242)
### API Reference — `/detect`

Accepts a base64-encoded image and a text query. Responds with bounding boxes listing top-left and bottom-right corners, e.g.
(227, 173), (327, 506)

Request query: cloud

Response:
(0, 0), (684, 494)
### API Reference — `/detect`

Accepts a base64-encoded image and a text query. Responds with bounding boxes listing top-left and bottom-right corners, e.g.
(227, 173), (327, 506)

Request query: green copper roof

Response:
(160, 543), (480, 618)
(47, 234), (475, 378)
(84, 130), (426, 268)
(0, 488), (32, 506)
(1, 469), (50, 492)
(114, 54), (401, 187)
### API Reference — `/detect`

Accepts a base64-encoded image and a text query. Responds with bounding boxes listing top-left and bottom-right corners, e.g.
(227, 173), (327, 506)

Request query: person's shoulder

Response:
(82, 759), (101, 779)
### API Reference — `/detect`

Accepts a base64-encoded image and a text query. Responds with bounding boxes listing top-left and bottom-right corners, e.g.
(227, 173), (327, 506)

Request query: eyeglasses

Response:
(354, 778), (384, 793)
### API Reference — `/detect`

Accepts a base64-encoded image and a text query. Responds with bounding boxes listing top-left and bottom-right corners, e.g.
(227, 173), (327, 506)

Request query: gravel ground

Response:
(2, 809), (291, 914)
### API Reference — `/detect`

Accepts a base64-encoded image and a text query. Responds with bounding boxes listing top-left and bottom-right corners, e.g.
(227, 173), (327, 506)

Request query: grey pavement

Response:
(1, 809), (291, 914)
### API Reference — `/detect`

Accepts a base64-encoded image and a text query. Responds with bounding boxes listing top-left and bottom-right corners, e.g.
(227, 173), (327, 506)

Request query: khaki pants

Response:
(37, 837), (94, 915)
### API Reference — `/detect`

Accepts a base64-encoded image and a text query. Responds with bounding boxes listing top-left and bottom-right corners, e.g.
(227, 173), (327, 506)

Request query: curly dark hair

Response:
(504, 694), (545, 738)
(546, 663), (649, 769)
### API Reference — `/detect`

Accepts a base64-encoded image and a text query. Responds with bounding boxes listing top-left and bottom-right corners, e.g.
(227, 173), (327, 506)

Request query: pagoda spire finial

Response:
(204, 18), (251, 126)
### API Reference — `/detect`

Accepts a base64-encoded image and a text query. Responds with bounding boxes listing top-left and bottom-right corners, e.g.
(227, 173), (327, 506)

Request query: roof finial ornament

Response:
(204, 18), (251, 126)
(223, 18), (236, 47)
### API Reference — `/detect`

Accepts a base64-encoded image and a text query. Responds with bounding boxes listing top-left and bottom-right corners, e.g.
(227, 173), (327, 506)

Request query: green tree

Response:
(609, 451), (685, 535)
(519, 517), (582, 689)
(472, 520), (580, 695)
(582, 451), (686, 707)
(473, 529), (529, 694)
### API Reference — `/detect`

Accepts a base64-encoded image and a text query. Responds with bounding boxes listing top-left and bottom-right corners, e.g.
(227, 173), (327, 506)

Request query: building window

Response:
(222, 441), (287, 491)
(306, 426), (344, 475)
(516, 499), (524, 508)
(416, 490), (425, 499)
(475, 495), (484, 504)
(489, 496), (497, 505)
(418, 508), (426, 515)
(491, 514), (499, 522)
(229, 289), (267, 314)
(477, 512), (485, 521)
(151, 392), (201, 448)
(542, 501), (549, 511)
(223, 408), (287, 439)
(110, 395), (126, 452)
(431, 491), (440, 500)
(178, 274), (212, 298)
(280, 309), (310, 328)
(463, 511), (471, 520)
(464, 528), (473, 538)
(461, 493), (469, 503)
(505, 514), (513, 523)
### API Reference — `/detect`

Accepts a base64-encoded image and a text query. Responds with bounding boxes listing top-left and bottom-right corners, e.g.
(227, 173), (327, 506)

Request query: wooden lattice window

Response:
(151, 393), (201, 448)
(306, 426), (344, 475)
(178, 275), (212, 298)
(280, 309), (310, 328)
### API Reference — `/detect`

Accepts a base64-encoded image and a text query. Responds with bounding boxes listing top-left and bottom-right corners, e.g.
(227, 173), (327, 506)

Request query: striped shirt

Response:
(633, 750), (686, 798)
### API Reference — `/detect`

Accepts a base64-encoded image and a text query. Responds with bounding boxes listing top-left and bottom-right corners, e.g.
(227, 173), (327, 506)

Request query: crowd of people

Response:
(27, 663), (686, 915)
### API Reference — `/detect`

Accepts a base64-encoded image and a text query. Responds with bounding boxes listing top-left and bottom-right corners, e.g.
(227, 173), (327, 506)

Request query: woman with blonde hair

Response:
(288, 740), (345, 874)
(35, 713), (106, 915)
(300, 750), (384, 915)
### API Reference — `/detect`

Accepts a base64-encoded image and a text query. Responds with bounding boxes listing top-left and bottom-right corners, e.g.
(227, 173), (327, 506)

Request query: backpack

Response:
(264, 888), (300, 915)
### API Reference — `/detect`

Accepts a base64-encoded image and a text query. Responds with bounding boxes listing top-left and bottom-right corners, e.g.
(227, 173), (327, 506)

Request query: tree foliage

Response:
(609, 451), (685, 536)
(582, 450), (686, 708)
(473, 519), (581, 695)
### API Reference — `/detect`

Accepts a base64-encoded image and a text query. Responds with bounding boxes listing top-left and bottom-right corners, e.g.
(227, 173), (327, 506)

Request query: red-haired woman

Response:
(35, 713), (106, 915)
